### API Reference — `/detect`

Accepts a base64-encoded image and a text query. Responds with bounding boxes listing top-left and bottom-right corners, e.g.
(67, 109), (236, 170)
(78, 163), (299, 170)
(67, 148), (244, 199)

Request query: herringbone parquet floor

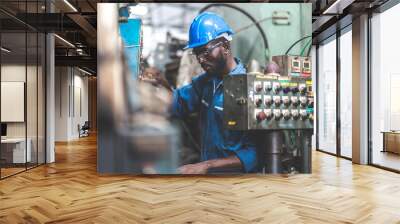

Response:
(1, 134), (400, 223)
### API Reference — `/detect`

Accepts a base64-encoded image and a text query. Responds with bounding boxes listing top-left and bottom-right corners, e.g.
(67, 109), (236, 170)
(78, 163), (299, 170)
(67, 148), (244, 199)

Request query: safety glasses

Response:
(191, 41), (224, 60)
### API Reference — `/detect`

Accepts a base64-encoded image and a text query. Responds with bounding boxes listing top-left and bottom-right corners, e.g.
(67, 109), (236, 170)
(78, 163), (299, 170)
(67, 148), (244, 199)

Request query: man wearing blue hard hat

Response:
(170, 12), (258, 174)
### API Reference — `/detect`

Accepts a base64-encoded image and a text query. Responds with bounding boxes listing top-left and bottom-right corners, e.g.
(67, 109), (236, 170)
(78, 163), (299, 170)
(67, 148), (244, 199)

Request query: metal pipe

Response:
(264, 131), (284, 173)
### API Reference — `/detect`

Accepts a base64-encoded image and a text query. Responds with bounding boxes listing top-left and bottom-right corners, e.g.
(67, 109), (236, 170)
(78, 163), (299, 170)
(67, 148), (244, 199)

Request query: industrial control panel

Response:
(223, 55), (313, 173)
(272, 55), (311, 78)
(223, 74), (313, 131)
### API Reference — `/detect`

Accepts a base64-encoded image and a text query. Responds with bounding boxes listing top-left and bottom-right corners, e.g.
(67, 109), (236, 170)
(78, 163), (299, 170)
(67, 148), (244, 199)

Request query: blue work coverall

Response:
(171, 58), (258, 172)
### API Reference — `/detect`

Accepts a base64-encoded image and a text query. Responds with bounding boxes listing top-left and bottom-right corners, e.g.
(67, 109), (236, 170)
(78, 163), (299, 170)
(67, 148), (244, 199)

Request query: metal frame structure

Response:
(314, 0), (400, 172)
(315, 21), (359, 161)
(0, 0), (47, 180)
(367, 1), (400, 173)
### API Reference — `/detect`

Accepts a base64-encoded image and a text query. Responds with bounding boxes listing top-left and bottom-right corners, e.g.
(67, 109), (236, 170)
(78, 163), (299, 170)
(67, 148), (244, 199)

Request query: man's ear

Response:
(222, 44), (230, 55)
(223, 42), (231, 55)
(224, 48), (231, 56)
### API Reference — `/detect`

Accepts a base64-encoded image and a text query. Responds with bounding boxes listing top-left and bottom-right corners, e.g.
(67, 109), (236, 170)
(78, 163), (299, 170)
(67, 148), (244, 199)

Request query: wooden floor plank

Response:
(0, 134), (400, 223)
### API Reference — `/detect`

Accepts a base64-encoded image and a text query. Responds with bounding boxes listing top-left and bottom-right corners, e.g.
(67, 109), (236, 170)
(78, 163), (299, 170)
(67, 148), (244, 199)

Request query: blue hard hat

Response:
(184, 12), (234, 49)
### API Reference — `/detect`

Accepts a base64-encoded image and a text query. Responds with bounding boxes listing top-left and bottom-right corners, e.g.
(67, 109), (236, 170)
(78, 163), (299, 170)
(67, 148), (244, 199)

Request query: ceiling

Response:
(311, 0), (390, 43)
(0, 0), (98, 73)
(0, 0), (395, 74)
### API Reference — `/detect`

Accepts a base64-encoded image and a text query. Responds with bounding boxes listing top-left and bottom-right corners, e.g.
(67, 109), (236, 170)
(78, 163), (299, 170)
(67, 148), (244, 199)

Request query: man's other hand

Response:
(178, 162), (210, 174)
(140, 67), (171, 90)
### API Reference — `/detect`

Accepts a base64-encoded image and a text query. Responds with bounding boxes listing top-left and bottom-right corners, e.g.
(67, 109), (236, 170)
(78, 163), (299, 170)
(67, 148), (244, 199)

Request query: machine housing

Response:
(223, 74), (313, 131)
(223, 55), (314, 174)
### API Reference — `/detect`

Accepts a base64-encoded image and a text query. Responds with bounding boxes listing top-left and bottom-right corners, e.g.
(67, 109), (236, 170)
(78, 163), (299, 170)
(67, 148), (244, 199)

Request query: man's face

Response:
(192, 40), (227, 75)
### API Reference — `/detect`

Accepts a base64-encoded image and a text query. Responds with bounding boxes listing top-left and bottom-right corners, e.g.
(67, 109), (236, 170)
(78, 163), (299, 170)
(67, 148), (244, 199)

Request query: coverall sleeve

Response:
(170, 74), (206, 118)
(233, 132), (258, 173)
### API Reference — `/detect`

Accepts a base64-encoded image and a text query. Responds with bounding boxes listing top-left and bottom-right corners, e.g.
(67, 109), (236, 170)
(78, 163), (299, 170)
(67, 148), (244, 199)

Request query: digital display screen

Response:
(293, 61), (299, 67)
(303, 62), (309, 68)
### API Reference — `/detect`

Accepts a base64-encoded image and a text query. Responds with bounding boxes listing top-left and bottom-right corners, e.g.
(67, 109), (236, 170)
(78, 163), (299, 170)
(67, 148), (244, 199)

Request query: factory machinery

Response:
(224, 55), (314, 173)
(98, 4), (180, 174)
(99, 3), (314, 174)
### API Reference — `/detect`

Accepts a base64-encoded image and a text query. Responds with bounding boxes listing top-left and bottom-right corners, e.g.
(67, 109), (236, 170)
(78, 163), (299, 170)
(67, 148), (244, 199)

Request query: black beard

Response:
(210, 53), (227, 77)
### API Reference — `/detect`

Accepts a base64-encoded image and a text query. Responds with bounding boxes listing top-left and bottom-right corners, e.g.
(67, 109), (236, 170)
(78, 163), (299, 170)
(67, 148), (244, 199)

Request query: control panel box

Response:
(223, 74), (313, 131)
(272, 55), (311, 78)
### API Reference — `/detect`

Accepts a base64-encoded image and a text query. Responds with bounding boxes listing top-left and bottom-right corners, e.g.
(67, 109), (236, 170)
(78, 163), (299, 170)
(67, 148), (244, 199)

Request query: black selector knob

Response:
(291, 97), (299, 107)
(274, 97), (281, 106)
(283, 86), (291, 94)
(292, 110), (299, 120)
(265, 97), (272, 106)
(300, 97), (308, 108)
(255, 98), (263, 107)
(308, 99), (314, 107)
(265, 83), (272, 92)
(283, 97), (291, 107)
(274, 110), (282, 120)
(265, 110), (273, 120)
(273, 83), (281, 93)
(283, 110), (291, 120)
(291, 86), (299, 94)
(300, 110), (308, 120)
(255, 84), (263, 93)
(299, 85), (307, 95)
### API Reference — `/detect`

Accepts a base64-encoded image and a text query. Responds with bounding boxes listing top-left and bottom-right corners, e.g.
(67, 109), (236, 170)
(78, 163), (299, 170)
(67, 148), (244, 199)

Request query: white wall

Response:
(1, 64), (26, 81)
(55, 67), (89, 141)
(55, 66), (69, 141)
(1, 65), (26, 138)
(71, 72), (89, 138)
(1, 63), (46, 164)
(1, 65), (33, 138)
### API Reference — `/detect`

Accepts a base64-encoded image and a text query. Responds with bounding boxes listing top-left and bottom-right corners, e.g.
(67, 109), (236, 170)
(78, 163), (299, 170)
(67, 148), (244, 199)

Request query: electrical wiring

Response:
(199, 3), (270, 61)
(284, 35), (311, 55)
(300, 39), (312, 56)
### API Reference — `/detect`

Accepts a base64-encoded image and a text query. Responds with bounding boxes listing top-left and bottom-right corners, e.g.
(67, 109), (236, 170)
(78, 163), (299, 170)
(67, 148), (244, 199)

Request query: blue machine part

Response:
(119, 17), (142, 79)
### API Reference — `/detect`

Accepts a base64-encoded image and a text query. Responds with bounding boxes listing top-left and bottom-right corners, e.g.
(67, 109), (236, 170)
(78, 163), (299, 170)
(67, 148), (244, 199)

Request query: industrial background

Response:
(97, 3), (313, 174)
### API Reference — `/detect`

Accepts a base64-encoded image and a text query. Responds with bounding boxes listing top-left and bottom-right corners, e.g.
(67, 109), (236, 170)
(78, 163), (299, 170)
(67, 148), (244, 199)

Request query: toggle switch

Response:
(254, 95), (262, 107)
(308, 98), (314, 107)
(300, 110), (308, 120)
(273, 82), (281, 93)
(265, 109), (273, 120)
(274, 96), (281, 106)
(299, 84), (307, 95)
(264, 82), (272, 92)
(256, 98), (263, 107)
(292, 110), (299, 120)
(291, 96), (299, 107)
(254, 81), (263, 93)
(255, 84), (263, 93)
(274, 109), (282, 120)
(282, 96), (290, 107)
(282, 110), (291, 120)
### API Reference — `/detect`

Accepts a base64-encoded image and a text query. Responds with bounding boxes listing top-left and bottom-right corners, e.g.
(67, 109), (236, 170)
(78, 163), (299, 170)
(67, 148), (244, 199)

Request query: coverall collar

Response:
(212, 57), (244, 93)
